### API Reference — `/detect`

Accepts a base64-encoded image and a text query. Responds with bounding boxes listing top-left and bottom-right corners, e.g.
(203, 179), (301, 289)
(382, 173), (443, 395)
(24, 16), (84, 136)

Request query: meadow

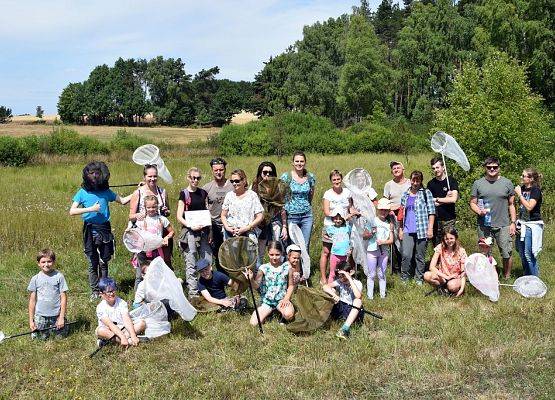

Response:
(0, 152), (553, 399)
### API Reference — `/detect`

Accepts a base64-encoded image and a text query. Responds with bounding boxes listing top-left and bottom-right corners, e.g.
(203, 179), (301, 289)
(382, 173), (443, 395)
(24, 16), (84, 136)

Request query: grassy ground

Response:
(0, 153), (553, 399)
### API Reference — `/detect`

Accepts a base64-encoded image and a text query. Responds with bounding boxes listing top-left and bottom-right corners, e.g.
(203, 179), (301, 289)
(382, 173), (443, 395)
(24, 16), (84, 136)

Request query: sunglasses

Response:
(261, 170), (273, 176)
(210, 158), (226, 167)
(102, 289), (116, 295)
(230, 179), (242, 184)
(189, 176), (201, 181)
(521, 174), (531, 178)
(486, 165), (499, 170)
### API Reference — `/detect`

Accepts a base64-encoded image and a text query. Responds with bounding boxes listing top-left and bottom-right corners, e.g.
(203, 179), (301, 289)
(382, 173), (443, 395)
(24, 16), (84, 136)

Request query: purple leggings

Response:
(366, 249), (388, 299)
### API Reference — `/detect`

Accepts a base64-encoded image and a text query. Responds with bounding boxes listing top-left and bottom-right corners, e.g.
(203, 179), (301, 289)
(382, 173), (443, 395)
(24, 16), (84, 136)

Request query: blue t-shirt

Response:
(326, 225), (352, 256)
(280, 172), (316, 215)
(198, 270), (230, 300)
(27, 270), (69, 317)
(72, 188), (117, 223)
(404, 195), (417, 234)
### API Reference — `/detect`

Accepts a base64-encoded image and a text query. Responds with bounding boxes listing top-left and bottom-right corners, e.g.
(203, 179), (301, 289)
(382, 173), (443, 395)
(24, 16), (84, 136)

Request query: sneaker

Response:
(335, 329), (349, 340)
(415, 280), (423, 286)
(234, 297), (248, 311)
(90, 292), (100, 302)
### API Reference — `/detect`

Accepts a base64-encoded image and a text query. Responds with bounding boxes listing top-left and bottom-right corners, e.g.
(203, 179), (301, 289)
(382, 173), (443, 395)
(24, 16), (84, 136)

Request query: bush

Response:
(109, 129), (150, 151)
(0, 136), (36, 166)
(43, 127), (109, 155)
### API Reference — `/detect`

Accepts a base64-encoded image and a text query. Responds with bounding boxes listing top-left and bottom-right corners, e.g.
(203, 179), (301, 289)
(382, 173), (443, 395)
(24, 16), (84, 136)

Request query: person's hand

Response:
(434, 198), (440, 207)
(91, 202), (101, 212)
(236, 226), (249, 235)
(135, 213), (145, 221)
(509, 223), (516, 236)
(55, 316), (65, 330)
(337, 270), (352, 281)
(208, 233), (213, 245)
(243, 268), (253, 280)
(514, 185), (521, 197)
(426, 227), (433, 240)
(221, 298), (234, 308)
(119, 334), (129, 347)
(455, 287), (464, 297)
(278, 299), (291, 310)
(137, 181), (145, 188)
(280, 228), (288, 241)
(362, 229), (372, 240)
(129, 336), (140, 346)
(331, 293), (340, 303)
(162, 237), (169, 246)
(29, 320), (37, 331)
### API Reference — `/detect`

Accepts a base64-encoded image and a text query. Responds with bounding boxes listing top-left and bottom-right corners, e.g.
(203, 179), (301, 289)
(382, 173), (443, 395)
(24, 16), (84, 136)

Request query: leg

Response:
(377, 250), (388, 298)
(299, 213), (314, 254)
(496, 226), (513, 278)
(85, 249), (101, 293)
(446, 278), (462, 294)
(344, 298), (362, 329)
(211, 222), (225, 272)
(366, 251), (379, 299)
(133, 319), (146, 335)
(319, 242), (331, 285)
(523, 227), (539, 276)
(414, 238), (428, 282)
(257, 236), (267, 269)
(328, 254), (339, 284)
(182, 231), (199, 296)
(95, 326), (116, 340)
(423, 271), (441, 286)
(278, 302), (295, 321)
(400, 233), (415, 281)
(250, 303), (273, 326)
(391, 217), (402, 273)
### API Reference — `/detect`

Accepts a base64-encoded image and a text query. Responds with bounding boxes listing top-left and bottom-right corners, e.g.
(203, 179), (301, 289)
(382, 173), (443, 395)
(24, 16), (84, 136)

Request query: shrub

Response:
(0, 136), (35, 166)
(43, 127), (109, 155)
(109, 129), (150, 151)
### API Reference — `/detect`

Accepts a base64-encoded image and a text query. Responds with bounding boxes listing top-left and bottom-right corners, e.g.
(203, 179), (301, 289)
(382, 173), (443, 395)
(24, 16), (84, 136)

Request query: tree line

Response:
(57, 58), (254, 126)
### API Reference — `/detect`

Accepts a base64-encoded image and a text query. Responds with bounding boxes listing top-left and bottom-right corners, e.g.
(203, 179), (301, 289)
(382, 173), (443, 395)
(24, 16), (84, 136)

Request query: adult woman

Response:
(280, 151), (316, 253)
(221, 169), (264, 246)
(399, 170), (435, 284)
(128, 164), (172, 266)
(514, 168), (544, 276)
(252, 161), (288, 265)
(176, 167), (212, 298)
(319, 170), (354, 285)
(424, 228), (467, 296)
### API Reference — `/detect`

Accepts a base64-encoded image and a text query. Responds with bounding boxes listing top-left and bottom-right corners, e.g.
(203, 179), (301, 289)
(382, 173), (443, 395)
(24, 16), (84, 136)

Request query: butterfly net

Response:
(219, 237), (258, 295)
(286, 286), (335, 334)
(258, 178), (290, 226)
(430, 131), (470, 172)
(288, 223), (311, 279)
(465, 253), (500, 302)
(512, 275), (547, 298)
(123, 229), (163, 253)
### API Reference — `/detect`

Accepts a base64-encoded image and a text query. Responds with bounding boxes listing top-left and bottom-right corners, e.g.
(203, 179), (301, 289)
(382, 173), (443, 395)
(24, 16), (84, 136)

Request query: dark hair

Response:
(336, 261), (352, 273)
(210, 157), (227, 167)
(252, 161), (277, 193)
(98, 277), (117, 293)
(442, 227), (460, 255)
(37, 248), (56, 262)
(230, 169), (248, 189)
(329, 169), (342, 181)
(143, 164), (158, 176)
(430, 156), (443, 167)
(389, 161), (402, 169)
(267, 241), (284, 254)
(410, 170), (424, 184)
(82, 161), (110, 191)
(523, 167), (542, 188)
(292, 151), (308, 177)
(483, 156), (500, 166)
(136, 252), (151, 268)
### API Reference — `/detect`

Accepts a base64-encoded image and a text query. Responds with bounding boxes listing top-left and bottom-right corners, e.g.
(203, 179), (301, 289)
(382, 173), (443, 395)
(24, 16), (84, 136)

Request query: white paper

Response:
(184, 210), (212, 228)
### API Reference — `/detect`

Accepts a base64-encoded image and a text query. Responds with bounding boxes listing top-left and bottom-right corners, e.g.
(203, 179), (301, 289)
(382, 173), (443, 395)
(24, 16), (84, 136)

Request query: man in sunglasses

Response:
(202, 158), (233, 270)
(470, 156), (516, 278)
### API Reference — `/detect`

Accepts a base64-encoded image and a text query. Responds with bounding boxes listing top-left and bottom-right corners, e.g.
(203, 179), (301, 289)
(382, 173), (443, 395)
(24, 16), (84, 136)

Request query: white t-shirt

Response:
(222, 189), (264, 228)
(134, 281), (146, 305)
(96, 297), (129, 328)
(334, 279), (363, 304)
(323, 188), (352, 226)
(383, 179), (411, 207)
(367, 216), (392, 252)
(140, 215), (170, 237)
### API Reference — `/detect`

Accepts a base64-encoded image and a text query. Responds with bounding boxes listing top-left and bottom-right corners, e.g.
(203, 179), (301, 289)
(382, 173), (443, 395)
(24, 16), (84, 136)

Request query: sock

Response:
(341, 323), (350, 333)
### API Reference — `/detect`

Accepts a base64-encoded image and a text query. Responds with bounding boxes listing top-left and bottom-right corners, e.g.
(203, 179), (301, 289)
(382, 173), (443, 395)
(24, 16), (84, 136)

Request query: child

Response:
(325, 212), (352, 283)
(95, 277), (145, 347)
(364, 198), (394, 299)
(284, 244), (304, 286)
(478, 236), (498, 269)
(69, 161), (132, 301)
(132, 195), (174, 289)
(424, 228), (467, 296)
(323, 261), (363, 339)
(196, 259), (246, 311)
(27, 249), (69, 339)
(245, 241), (294, 325)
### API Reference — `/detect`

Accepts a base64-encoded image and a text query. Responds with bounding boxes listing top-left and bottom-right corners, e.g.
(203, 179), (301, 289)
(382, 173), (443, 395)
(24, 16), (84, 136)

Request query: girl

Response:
(364, 198), (394, 299)
(320, 169), (355, 285)
(325, 212), (352, 283)
(280, 151), (316, 253)
(245, 241), (294, 325)
(399, 170), (435, 284)
(424, 228), (467, 296)
(177, 167), (212, 298)
(514, 167), (543, 276)
(132, 195), (174, 289)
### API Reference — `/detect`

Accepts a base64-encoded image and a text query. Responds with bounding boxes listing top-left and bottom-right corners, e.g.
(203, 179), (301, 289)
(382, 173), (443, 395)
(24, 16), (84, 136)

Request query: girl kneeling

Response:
(424, 228), (467, 296)
(246, 241), (294, 325)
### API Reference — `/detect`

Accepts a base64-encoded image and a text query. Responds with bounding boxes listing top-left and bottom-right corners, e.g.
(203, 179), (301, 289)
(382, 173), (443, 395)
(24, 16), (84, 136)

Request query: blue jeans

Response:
(517, 227), (539, 276)
(287, 212), (313, 253)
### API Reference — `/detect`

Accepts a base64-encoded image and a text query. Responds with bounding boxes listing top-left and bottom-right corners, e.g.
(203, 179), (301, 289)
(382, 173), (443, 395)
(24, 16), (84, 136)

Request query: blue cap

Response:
(195, 258), (211, 272)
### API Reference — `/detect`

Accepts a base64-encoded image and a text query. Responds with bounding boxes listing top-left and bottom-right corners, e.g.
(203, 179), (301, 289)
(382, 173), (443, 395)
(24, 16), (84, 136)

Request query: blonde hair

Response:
(187, 167), (202, 178)
(143, 194), (159, 208)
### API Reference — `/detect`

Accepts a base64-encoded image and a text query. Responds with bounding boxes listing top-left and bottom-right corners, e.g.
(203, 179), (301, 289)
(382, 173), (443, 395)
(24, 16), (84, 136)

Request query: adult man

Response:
(470, 156), (516, 278)
(427, 156), (459, 246)
(383, 161), (411, 274)
(202, 157), (233, 270)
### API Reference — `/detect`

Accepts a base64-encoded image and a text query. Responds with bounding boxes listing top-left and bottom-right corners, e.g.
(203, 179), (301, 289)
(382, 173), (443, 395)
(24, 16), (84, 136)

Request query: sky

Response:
(0, 0), (384, 115)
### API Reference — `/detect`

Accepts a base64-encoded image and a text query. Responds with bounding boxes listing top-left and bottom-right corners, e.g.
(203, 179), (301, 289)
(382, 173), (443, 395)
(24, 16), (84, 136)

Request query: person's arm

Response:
(437, 190), (458, 205)
(508, 195), (517, 236)
(200, 289), (233, 307)
(128, 191), (143, 221)
(176, 200), (187, 227)
(69, 201), (100, 216)
(469, 197), (486, 216)
(28, 292), (37, 331)
(221, 208), (235, 234)
(322, 281), (340, 302)
(56, 292), (67, 329)
(244, 268), (263, 290)
(162, 222), (175, 246)
(101, 317), (128, 347)
(280, 268), (296, 306)
(427, 214), (435, 240)
(515, 187), (538, 211)
(115, 193), (132, 205)
(346, 274), (362, 300)
(428, 251), (445, 278)
(280, 209), (288, 240)
(323, 197), (332, 217)
(122, 312), (140, 346)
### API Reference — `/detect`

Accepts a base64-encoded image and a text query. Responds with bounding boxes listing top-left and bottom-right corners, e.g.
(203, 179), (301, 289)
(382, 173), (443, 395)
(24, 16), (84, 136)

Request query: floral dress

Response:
(259, 262), (290, 307)
(434, 244), (467, 276)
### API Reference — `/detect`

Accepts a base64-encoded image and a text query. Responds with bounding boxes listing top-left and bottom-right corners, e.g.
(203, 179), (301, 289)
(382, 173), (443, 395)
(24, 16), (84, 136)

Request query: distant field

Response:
(0, 117), (219, 145)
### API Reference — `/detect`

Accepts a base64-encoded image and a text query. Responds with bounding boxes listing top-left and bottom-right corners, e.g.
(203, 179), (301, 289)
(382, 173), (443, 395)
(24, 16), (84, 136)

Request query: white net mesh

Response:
(132, 144), (173, 184)
(123, 228), (163, 253)
(512, 275), (547, 298)
(430, 131), (470, 172)
(465, 253), (500, 302)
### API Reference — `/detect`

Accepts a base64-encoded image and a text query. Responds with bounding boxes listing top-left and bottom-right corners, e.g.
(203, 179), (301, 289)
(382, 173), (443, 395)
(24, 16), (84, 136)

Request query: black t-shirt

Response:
(426, 176), (459, 221)
(178, 189), (207, 211)
(519, 185), (542, 221)
(198, 270), (230, 300)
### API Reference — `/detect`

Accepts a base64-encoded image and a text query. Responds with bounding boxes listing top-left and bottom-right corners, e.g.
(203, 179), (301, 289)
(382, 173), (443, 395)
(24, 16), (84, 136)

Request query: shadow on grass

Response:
(171, 319), (204, 340)
(118, 277), (135, 295)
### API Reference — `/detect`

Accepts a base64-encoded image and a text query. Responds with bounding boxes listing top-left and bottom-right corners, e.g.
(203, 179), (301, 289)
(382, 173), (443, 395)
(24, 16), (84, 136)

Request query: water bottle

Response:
(484, 201), (492, 227)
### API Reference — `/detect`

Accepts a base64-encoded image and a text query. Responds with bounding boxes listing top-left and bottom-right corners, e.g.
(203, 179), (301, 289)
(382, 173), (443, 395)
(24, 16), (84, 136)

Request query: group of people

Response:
(25, 153), (544, 343)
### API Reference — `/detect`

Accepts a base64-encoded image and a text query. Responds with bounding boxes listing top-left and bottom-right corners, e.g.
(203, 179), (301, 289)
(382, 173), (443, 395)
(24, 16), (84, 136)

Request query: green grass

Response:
(0, 153), (553, 399)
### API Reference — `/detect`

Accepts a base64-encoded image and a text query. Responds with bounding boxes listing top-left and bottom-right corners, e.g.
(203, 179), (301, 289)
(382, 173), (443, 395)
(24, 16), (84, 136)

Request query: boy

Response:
(95, 277), (145, 347)
(196, 259), (245, 311)
(69, 161), (132, 301)
(323, 261), (363, 340)
(28, 249), (69, 339)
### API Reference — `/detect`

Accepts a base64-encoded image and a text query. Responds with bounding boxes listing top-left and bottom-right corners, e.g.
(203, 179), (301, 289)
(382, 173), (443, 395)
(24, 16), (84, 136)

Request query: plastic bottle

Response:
(483, 201), (492, 227)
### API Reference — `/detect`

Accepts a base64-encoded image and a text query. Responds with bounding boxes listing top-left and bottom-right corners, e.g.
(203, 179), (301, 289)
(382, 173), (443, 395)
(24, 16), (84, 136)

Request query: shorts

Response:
(321, 226), (332, 244)
(477, 225), (513, 259)
(331, 302), (364, 323)
(32, 315), (68, 339)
